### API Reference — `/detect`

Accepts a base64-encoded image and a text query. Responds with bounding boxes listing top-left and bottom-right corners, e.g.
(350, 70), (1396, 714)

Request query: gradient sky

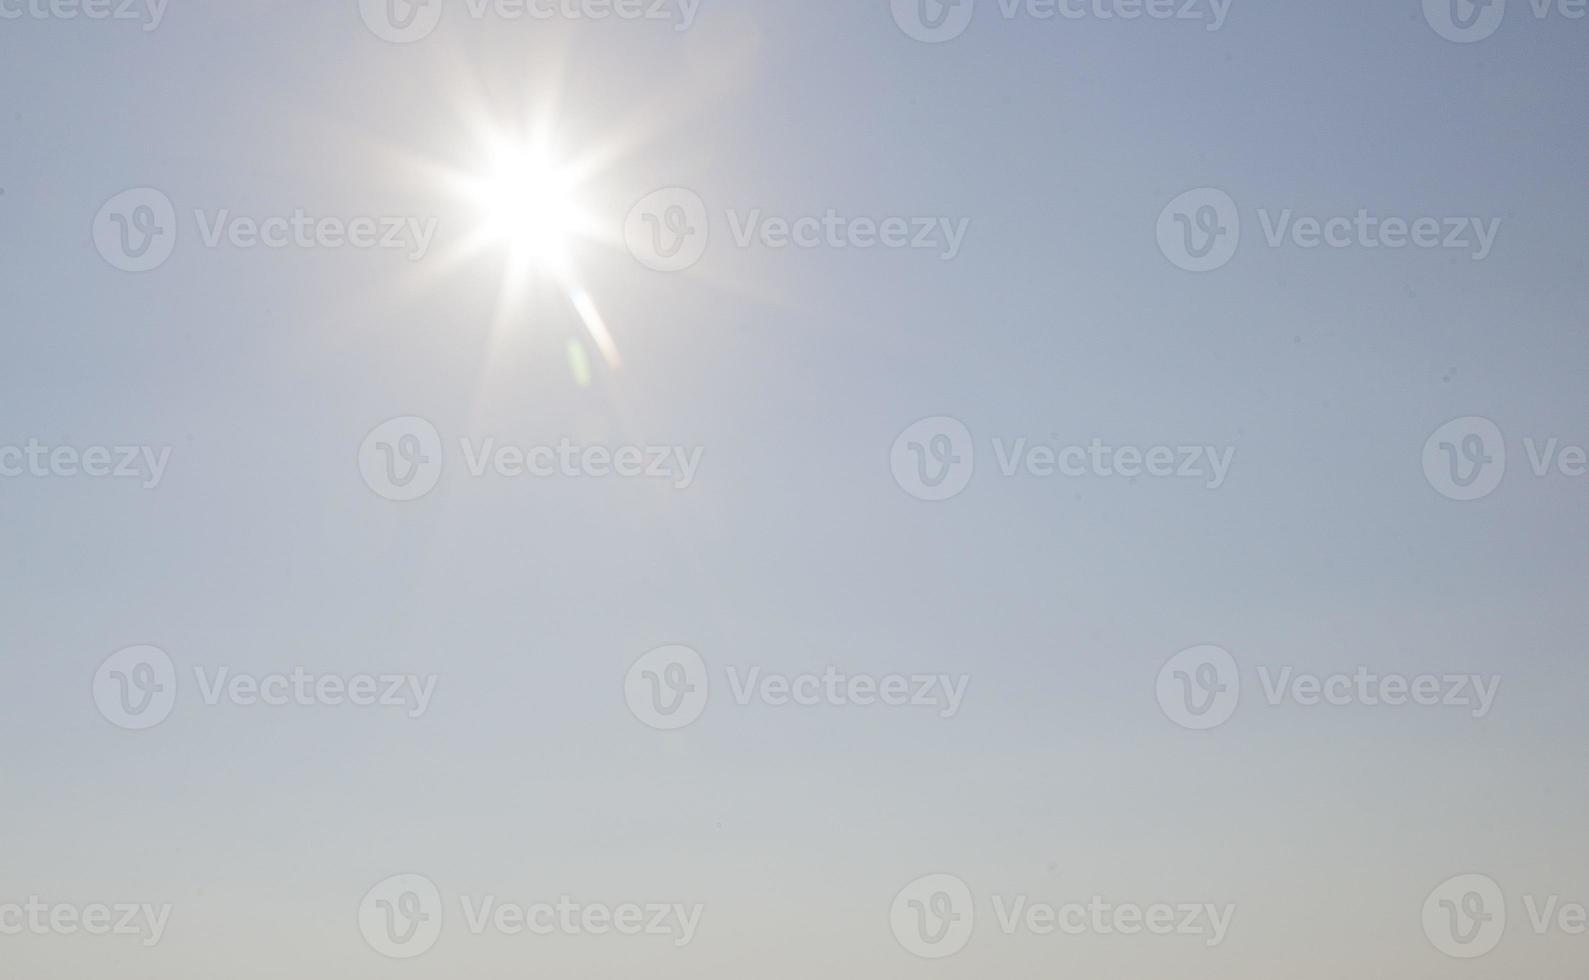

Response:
(2, 1), (1587, 978)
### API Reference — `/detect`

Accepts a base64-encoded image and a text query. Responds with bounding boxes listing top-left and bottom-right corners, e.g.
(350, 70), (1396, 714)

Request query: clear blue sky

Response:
(2, 2), (1586, 977)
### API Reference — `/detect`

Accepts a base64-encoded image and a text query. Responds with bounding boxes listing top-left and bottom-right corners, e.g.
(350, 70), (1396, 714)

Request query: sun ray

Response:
(568, 285), (621, 370)
(310, 27), (781, 387)
(403, 96), (625, 376)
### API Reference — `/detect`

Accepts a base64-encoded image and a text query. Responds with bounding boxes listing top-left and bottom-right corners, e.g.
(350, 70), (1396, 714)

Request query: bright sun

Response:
(416, 110), (626, 372)
(465, 141), (589, 279)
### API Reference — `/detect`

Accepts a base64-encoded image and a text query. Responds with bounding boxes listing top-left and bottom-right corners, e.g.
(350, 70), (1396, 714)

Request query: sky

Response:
(1, 1), (1587, 977)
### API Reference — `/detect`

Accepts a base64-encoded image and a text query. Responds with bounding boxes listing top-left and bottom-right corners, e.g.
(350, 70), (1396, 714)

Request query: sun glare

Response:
(420, 113), (625, 370)
(466, 141), (588, 278)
